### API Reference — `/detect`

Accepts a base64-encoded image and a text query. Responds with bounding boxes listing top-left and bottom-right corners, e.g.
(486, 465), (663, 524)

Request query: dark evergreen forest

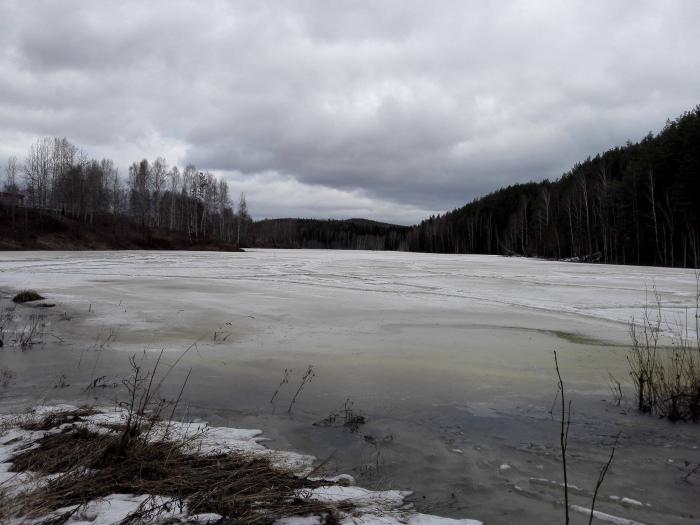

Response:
(406, 106), (700, 267)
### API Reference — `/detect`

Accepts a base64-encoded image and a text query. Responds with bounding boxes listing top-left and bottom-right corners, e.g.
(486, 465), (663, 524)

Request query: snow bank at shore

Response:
(0, 405), (483, 525)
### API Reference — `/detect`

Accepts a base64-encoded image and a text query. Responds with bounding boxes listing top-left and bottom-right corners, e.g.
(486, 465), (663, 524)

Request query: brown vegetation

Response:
(5, 418), (345, 524)
(0, 205), (242, 251)
(628, 282), (700, 421)
(11, 290), (44, 303)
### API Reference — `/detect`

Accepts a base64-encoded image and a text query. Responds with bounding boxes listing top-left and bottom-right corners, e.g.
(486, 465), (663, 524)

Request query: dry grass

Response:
(15, 312), (45, 350)
(18, 406), (97, 431)
(12, 290), (44, 303)
(314, 398), (367, 433)
(628, 281), (700, 421)
(2, 408), (350, 524)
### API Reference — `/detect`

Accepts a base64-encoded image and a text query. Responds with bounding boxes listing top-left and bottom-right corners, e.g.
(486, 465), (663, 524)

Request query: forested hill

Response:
(251, 218), (409, 251)
(404, 107), (700, 267)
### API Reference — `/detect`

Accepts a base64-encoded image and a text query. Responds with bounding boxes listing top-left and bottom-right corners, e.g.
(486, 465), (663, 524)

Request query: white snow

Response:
(318, 473), (356, 486)
(528, 477), (586, 495)
(570, 504), (647, 525)
(407, 515), (483, 525)
(51, 494), (160, 525)
(276, 517), (322, 525)
(299, 485), (409, 510)
(620, 497), (644, 507)
(186, 514), (223, 524)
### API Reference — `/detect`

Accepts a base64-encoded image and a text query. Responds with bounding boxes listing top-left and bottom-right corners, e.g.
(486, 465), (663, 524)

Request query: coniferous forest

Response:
(406, 106), (700, 267)
(2, 107), (699, 267)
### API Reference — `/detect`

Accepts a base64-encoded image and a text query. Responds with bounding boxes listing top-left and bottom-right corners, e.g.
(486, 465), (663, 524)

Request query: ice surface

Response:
(1, 250), (697, 525)
(0, 250), (696, 337)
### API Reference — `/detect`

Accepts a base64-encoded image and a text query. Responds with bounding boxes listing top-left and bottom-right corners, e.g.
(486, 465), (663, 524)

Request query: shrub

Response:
(12, 290), (44, 303)
(628, 281), (700, 421)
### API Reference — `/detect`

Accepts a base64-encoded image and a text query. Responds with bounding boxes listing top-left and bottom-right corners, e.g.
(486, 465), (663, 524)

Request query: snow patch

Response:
(620, 497), (643, 507)
(570, 505), (647, 525)
(275, 517), (322, 525)
(407, 514), (483, 525)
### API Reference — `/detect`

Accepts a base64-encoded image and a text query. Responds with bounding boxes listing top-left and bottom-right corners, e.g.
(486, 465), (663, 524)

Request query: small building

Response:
(0, 191), (25, 207)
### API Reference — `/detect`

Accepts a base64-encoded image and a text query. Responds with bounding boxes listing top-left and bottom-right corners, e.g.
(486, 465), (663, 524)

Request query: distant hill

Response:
(251, 218), (409, 250)
(404, 106), (700, 267)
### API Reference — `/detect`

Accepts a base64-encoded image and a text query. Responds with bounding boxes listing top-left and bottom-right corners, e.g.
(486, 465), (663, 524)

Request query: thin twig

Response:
(554, 350), (570, 525)
(588, 433), (620, 525)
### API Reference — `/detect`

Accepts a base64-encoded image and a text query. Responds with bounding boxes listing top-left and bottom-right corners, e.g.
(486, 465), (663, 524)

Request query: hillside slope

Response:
(0, 206), (241, 251)
(251, 217), (409, 250)
(406, 106), (700, 267)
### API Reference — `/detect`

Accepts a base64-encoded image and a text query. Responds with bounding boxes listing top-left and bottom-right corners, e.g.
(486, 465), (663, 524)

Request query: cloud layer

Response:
(1, 1), (698, 224)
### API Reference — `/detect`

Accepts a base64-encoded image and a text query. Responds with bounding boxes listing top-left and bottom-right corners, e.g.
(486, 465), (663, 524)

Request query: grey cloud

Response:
(1, 0), (698, 222)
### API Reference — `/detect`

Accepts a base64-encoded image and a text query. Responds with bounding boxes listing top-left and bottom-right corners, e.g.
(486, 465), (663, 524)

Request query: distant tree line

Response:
(251, 218), (410, 250)
(2, 137), (251, 246)
(406, 107), (700, 267)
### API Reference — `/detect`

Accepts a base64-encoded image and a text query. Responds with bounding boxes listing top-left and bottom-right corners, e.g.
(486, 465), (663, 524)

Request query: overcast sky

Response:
(1, 1), (698, 224)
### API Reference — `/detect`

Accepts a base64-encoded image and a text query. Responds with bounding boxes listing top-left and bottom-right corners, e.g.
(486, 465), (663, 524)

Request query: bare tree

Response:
(24, 137), (52, 208)
(237, 192), (251, 247)
(3, 156), (20, 193)
(8, 135), (243, 245)
(151, 157), (167, 227)
(165, 166), (179, 230)
(217, 178), (230, 240)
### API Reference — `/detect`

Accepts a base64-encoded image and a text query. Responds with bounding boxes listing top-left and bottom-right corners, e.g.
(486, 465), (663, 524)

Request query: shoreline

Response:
(0, 404), (483, 525)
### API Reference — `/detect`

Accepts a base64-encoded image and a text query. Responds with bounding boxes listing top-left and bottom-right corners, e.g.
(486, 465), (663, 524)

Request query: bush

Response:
(628, 281), (700, 421)
(12, 290), (44, 303)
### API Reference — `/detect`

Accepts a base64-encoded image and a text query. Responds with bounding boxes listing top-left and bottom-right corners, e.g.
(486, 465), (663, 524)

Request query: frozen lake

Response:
(1, 250), (699, 524)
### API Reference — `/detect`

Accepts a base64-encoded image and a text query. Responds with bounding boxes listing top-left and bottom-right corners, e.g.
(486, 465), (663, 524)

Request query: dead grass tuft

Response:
(5, 416), (348, 524)
(12, 290), (44, 303)
(628, 280), (700, 421)
(19, 406), (98, 431)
